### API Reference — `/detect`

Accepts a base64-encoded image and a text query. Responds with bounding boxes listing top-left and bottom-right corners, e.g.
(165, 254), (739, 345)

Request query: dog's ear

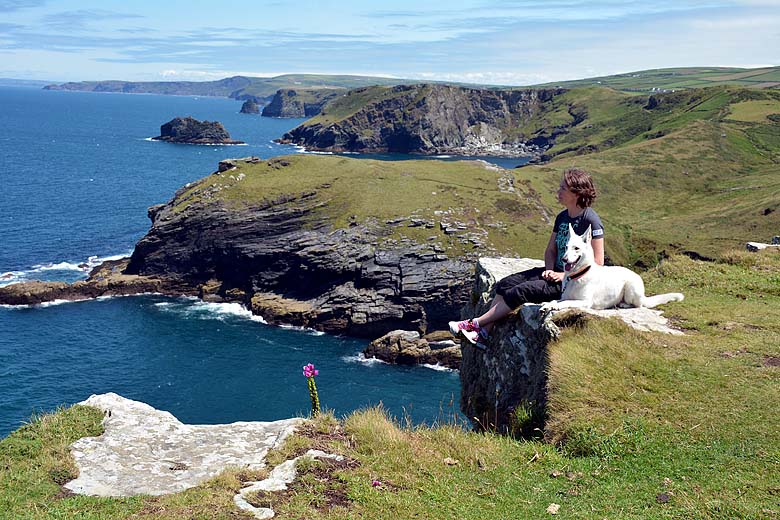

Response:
(582, 225), (592, 243)
(568, 222), (576, 241)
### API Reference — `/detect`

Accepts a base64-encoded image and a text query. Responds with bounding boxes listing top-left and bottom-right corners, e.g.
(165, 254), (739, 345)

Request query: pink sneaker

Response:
(448, 319), (478, 336)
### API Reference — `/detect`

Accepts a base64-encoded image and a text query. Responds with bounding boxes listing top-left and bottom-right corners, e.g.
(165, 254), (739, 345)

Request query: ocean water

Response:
(0, 87), (472, 437)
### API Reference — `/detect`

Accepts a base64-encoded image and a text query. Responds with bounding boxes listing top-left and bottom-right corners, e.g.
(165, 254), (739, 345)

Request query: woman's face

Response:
(557, 178), (578, 207)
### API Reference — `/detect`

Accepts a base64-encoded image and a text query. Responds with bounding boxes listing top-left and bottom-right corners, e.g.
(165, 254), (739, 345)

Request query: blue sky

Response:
(1, 0), (778, 85)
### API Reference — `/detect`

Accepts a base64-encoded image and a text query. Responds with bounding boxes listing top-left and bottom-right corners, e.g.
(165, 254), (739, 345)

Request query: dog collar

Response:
(567, 265), (591, 281)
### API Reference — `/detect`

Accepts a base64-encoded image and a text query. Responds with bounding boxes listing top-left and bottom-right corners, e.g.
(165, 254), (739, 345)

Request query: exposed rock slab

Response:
(234, 449), (344, 519)
(460, 257), (683, 432)
(64, 393), (301, 497)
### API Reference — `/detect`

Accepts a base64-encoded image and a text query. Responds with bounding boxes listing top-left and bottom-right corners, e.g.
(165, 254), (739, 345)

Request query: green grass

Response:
(533, 65), (780, 93)
(174, 154), (555, 258)
(6, 251), (778, 518)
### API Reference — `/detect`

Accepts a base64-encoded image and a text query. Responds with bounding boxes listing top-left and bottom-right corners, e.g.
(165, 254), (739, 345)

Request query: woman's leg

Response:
(474, 294), (511, 331)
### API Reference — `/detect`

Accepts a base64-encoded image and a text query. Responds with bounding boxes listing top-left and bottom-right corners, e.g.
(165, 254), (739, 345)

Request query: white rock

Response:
(64, 393), (302, 497)
(234, 449), (344, 519)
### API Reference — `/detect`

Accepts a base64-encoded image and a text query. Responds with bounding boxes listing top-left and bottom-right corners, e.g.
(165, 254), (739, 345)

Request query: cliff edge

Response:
(459, 257), (682, 434)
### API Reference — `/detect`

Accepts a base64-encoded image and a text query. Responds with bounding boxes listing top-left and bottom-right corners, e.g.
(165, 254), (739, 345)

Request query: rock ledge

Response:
(64, 393), (301, 497)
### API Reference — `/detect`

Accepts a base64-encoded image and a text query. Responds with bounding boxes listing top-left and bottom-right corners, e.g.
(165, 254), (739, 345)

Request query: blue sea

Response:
(0, 87), (529, 438)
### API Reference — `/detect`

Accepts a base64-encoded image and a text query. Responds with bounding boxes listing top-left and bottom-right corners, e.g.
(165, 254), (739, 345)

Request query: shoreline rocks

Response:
(363, 330), (461, 369)
(0, 259), (196, 306)
(152, 116), (244, 145)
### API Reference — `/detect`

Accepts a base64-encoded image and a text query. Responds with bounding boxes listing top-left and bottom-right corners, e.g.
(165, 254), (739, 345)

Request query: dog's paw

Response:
(539, 302), (559, 315)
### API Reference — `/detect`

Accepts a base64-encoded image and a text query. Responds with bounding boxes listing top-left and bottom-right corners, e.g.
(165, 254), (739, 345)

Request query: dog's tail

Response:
(641, 293), (684, 308)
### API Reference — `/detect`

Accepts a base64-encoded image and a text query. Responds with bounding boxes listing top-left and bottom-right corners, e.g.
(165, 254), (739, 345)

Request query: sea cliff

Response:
(279, 84), (567, 158)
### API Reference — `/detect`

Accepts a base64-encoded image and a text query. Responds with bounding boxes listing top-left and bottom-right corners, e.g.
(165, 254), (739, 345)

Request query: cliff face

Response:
(261, 88), (345, 118)
(280, 84), (566, 157)
(126, 158), (473, 337)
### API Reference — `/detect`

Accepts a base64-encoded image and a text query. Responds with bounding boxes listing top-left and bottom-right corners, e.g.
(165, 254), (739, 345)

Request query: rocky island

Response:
(152, 116), (244, 145)
(239, 99), (260, 114)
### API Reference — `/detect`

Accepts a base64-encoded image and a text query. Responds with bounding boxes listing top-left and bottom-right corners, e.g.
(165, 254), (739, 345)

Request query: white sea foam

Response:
(144, 137), (247, 146)
(421, 363), (457, 373)
(433, 155), (453, 158)
(342, 353), (387, 366)
(278, 323), (324, 335)
(38, 299), (76, 308)
(1, 252), (133, 288)
(157, 299), (267, 324)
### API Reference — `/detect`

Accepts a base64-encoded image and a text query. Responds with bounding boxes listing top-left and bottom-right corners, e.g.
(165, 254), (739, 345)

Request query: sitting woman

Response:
(449, 167), (605, 346)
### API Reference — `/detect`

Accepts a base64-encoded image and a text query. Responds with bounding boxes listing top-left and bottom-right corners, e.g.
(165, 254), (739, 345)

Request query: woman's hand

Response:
(542, 270), (564, 283)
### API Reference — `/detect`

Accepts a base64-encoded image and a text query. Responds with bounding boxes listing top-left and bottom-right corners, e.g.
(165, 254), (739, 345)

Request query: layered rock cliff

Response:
(124, 156), (511, 337)
(261, 88), (345, 118)
(279, 84), (568, 157)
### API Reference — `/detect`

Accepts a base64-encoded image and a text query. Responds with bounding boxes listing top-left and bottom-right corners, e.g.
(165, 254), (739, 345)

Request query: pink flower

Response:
(303, 363), (319, 378)
(372, 479), (382, 487)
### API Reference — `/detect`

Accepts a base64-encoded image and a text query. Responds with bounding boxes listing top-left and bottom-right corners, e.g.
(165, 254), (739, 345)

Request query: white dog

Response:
(540, 223), (683, 314)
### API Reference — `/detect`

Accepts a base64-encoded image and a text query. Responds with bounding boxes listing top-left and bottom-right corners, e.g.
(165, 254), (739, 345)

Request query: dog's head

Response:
(562, 223), (594, 273)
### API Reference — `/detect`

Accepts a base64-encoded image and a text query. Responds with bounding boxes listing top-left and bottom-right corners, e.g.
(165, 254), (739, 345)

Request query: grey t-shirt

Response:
(553, 207), (604, 271)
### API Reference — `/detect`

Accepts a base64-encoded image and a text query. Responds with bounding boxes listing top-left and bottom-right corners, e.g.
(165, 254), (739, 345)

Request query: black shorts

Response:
(495, 266), (562, 309)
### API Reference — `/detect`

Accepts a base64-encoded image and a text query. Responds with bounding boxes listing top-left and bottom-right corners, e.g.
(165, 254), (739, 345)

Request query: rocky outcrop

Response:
(152, 116), (244, 145)
(261, 88), (344, 118)
(240, 99), (260, 114)
(0, 259), (195, 305)
(459, 257), (683, 433)
(363, 330), (461, 368)
(280, 84), (567, 157)
(746, 235), (780, 251)
(123, 158), (474, 338)
(64, 393), (301, 497)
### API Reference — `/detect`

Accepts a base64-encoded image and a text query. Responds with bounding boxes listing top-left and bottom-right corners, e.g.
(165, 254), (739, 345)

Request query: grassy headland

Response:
(2, 250), (778, 518)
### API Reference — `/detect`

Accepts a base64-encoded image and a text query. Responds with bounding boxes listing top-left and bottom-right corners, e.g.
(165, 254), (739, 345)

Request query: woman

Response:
(449, 167), (604, 346)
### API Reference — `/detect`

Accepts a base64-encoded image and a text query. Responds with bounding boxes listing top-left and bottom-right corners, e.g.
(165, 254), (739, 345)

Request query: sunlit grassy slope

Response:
(3, 250), (778, 519)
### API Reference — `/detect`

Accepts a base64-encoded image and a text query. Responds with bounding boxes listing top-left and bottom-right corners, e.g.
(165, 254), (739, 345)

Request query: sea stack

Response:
(153, 116), (244, 145)
(240, 99), (260, 114)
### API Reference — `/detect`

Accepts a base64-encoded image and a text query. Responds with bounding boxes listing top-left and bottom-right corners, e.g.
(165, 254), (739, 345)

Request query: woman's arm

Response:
(542, 232), (564, 282)
(544, 231), (557, 270)
(592, 237), (605, 266)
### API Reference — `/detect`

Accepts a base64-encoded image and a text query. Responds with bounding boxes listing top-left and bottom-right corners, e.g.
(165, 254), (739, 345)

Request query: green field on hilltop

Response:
(533, 65), (780, 93)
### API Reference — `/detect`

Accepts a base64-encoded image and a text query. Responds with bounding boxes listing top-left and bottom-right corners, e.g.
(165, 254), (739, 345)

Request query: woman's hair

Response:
(563, 167), (597, 208)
